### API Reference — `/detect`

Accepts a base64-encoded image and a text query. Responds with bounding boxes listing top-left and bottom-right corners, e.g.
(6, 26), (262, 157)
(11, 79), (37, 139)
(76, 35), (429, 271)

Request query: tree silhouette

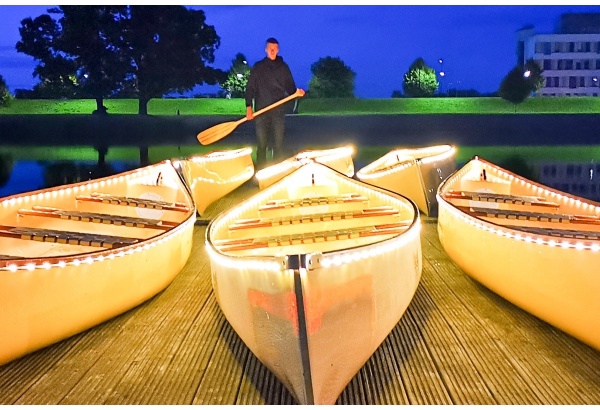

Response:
(498, 59), (544, 111)
(308, 57), (355, 98)
(16, 6), (224, 114)
(403, 58), (438, 97)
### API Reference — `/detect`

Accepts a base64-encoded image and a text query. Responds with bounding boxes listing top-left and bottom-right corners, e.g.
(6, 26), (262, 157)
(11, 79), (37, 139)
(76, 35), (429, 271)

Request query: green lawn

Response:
(1, 96), (600, 115)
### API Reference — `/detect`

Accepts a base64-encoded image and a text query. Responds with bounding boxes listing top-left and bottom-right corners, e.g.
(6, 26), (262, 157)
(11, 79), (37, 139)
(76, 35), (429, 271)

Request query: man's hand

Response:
(246, 106), (254, 120)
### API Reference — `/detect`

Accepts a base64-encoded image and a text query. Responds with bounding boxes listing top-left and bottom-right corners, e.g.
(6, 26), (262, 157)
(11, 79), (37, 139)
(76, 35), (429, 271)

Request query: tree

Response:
(123, 6), (225, 114)
(0, 75), (13, 107)
(308, 57), (355, 98)
(498, 59), (543, 111)
(17, 6), (129, 109)
(220, 53), (251, 98)
(403, 58), (439, 97)
(16, 6), (225, 114)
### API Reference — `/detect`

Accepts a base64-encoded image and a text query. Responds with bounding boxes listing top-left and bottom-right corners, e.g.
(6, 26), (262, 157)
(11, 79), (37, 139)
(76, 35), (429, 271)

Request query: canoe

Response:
(0, 160), (196, 365)
(177, 147), (255, 215)
(437, 156), (600, 350)
(206, 161), (422, 404)
(254, 145), (355, 190)
(356, 144), (456, 216)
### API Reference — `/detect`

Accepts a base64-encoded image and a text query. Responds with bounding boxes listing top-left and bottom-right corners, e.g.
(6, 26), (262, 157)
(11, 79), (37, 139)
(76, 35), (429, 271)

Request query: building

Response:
(517, 13), (600, 97)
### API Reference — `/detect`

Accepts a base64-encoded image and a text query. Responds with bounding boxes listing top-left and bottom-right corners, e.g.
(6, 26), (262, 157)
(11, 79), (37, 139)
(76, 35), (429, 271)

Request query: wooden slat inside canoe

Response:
(511, 226), (600, 240)
(465, 207), (600, 225)
(0, 225), (140, 249)
(76, 192), (189, 213)
(259, 193), (369, 212)
(445, 190), (559, 208)
(18, 207), (176, 230)
(229, 207), (400, 230)
(0, 254), (26, 260)
(215, 222), (410, 252)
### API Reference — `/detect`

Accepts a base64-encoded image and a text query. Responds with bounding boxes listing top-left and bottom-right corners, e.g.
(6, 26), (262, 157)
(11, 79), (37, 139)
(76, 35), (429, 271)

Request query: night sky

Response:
(2, 4), (600, 98)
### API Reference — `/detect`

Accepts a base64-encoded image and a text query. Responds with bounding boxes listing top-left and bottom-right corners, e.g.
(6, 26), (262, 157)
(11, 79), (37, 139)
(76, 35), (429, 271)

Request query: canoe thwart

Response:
(444, 190), (560, 208)
(229, 206), (400, 230)
(259, 193), (369, 212)
(76, 193), (190, 212)
(0, 225), (140, 249)
(513, 225), (600, 240)
(464, 206), (600, 225)
(18, 206), (176, 230)
(215, 222), (410, 252)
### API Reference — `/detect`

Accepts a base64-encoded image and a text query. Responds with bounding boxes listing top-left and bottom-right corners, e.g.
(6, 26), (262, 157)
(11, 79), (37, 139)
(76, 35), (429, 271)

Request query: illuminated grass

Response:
(1, 96), (600, 115)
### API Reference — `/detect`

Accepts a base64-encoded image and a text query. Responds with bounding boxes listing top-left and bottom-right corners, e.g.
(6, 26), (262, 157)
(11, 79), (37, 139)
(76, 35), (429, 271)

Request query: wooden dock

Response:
(1, 180), (599, 405)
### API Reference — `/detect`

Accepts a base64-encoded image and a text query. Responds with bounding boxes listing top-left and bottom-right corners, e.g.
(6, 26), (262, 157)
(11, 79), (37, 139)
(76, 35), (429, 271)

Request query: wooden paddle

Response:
(197, 89), (304, 145)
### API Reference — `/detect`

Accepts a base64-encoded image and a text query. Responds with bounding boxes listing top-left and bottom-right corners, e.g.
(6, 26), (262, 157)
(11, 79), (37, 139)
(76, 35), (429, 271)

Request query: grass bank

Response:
(1, 96), (600, 115)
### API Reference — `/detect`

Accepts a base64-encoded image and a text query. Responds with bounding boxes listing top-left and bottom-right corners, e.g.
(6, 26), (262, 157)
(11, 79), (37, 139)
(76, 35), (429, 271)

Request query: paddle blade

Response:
(197, 121), (240, 145)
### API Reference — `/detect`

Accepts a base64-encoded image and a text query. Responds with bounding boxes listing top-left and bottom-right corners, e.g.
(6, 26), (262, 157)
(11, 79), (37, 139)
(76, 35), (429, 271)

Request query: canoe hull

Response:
(437, 158), (600, 350)
(178, 147), (255, 215)
(356, 145), (456, 216)
(0, 161), (195, 365)
(207, 162), (421, 404)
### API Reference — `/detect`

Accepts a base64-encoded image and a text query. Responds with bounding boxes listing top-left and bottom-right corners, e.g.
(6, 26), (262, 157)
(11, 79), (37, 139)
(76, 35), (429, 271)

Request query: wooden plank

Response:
(76, 192), (189, 213)
(18, 206), (177, 230)
(444, 190), (559, 208)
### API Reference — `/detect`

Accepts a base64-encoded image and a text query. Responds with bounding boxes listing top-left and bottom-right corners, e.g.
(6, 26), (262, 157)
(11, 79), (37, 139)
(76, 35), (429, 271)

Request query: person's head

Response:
(265, 37), (279, 60)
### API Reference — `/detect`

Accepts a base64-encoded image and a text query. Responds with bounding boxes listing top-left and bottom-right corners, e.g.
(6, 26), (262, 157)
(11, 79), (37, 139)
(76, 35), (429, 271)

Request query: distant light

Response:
(236, 73), (243, 79)
(523, 70), (531, 78)
(438, 59), (443, 64)
(440, 71), (445, 77)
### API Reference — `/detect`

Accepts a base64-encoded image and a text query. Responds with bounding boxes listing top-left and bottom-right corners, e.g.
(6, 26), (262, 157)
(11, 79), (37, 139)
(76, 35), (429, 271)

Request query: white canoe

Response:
(255, 145), (355, 190)
(437, 156), (600, 350)
(206, 161), (422, 404)
(177, 147), (255, 215)
(356, 144), (456, 216)
(0, 160), (196, 365)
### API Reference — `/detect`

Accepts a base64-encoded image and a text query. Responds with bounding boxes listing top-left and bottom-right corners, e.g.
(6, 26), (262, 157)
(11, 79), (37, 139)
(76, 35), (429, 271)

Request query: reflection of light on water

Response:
(0, 160), (139, 198)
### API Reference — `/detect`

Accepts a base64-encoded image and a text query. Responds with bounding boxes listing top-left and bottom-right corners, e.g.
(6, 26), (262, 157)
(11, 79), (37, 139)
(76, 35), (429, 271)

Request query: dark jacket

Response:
(245, 56), (296, 111)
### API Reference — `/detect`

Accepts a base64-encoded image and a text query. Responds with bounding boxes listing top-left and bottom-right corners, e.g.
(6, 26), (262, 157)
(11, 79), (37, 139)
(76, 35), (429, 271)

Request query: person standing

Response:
(245, 37), (305, 168)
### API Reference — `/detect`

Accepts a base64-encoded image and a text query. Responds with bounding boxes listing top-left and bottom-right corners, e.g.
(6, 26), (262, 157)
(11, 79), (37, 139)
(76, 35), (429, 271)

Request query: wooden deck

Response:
(1, 180), (600, 405)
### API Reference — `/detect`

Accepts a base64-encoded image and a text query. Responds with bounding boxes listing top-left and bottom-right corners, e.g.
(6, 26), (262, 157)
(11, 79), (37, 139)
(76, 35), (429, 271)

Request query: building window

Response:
(576, 61), (582, 69)
(545, 42), (552, 55)
(543, 59), (552, 70)
(585, 42), (591, 52)
(584, 60), (590, 69)
(580, 77), (585, 87)
(566, 60), (573, 69)
(569, 42), (575, 52)
(596, 59), (600, 69)
(555, 42), (562, 53)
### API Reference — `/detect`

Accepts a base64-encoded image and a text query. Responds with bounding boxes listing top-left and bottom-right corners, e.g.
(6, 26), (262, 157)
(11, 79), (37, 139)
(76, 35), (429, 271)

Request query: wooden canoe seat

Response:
(467, 206), (600, 225)
(229, 206), (402, 230)
(76, 192), (189, 213)
(515, 226), (600, 241)
(445, 190), (559, 208)
(0, 225), (139, 249)
(215, 222), (409, 252)
(259, 193), (369, 212)
(18, 206), (176, 230)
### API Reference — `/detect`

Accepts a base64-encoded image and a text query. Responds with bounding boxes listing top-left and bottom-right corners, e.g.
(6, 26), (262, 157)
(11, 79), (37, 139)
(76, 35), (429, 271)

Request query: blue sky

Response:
(2, 4), (600, 98)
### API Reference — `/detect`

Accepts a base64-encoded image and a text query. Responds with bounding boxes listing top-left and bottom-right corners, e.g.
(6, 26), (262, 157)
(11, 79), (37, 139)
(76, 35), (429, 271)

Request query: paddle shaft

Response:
(197, 89), (303, 145)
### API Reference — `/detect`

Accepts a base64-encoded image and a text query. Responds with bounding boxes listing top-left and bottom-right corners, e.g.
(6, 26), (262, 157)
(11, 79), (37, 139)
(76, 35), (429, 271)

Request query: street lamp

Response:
(523, 70), (531, 78)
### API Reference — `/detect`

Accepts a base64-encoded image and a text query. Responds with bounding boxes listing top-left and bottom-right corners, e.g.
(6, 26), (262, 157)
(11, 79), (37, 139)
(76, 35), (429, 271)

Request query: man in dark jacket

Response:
(245, 37), (305, 168)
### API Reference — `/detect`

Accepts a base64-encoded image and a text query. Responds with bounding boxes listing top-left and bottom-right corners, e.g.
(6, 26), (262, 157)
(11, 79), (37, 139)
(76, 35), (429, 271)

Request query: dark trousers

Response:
(255, 109), (286, 168)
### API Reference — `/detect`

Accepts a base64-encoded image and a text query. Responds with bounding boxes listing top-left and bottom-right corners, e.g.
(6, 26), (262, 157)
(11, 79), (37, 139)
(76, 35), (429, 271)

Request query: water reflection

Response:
(0, 160), (139, 198)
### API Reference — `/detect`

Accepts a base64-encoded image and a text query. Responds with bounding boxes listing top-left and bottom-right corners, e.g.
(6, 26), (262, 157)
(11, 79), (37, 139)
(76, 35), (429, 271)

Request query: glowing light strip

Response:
(189, 166), (255, 188)
(356, 145), (455, 179)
